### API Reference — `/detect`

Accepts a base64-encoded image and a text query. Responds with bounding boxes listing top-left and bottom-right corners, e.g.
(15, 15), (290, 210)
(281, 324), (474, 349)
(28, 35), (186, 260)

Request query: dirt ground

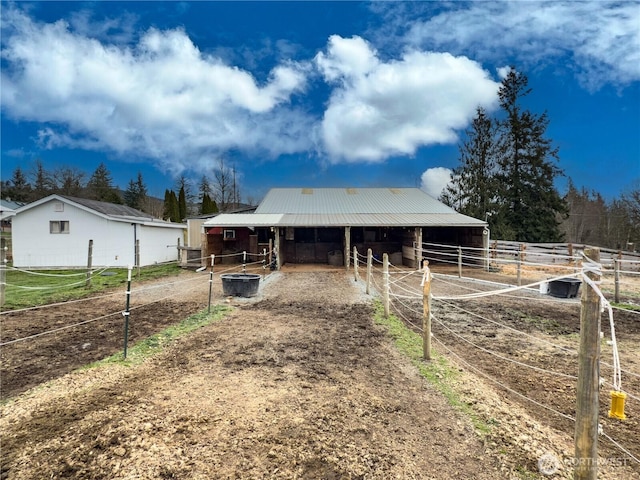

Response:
(1, 265), (639, 479)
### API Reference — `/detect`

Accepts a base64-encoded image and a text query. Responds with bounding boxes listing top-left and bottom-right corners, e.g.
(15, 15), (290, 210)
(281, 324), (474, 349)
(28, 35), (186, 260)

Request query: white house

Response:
(12, 195), (186, 268)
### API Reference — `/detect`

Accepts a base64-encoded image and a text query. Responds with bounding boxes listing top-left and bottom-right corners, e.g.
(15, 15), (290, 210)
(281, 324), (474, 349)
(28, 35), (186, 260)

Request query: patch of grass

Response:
(371, 301), (492, 435)
(611, 302), (640, 312)
(84, 305), (231, 368)
(3, 263), (181, 310)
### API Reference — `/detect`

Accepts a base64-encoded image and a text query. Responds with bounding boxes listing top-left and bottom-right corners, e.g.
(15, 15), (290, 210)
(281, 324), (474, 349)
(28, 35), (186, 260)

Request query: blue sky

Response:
(1, 1), (639, 205)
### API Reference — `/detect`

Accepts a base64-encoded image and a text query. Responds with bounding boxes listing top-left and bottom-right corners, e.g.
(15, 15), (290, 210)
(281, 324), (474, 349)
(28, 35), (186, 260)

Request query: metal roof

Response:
(256, 188), (457, 215)
(204, 188), (485, 228)
(62, 196), (153, 219)
(203, 214), (284, 227)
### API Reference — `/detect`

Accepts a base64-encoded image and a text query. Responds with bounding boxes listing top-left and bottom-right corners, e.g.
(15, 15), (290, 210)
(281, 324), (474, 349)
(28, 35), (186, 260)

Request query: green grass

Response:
(83, 305), (231, 368)
(372, 301), (492, 435)
(2, 263), (180, 310)
(611, 302), (640, 312)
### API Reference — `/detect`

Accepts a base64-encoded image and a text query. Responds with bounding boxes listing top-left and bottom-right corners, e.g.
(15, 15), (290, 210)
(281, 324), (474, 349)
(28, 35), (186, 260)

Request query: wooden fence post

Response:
(457, 246), (462, 278)
(85, 239), (93, 288)
(366, 248), (372, 295)
(383, 253), (389, 318)
(574, 247), (601, 480)
(422, 260), (431, 360)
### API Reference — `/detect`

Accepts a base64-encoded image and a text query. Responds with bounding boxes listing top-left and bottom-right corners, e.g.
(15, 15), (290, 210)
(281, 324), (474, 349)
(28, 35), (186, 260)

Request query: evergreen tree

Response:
(86, 163), (122, 204)
(123, 172), (148, 211)
(178, 185), (187, 221)
(170, 190), (180, 222)
(30, 159), (55, 201)
(163, 189), (180, 222)
(2, 166), (32, 202)
(175, 175), (195, 216)
(441, 106), (498, 225)
(201, 193), (218, 215)
(493, 68), (566, 242)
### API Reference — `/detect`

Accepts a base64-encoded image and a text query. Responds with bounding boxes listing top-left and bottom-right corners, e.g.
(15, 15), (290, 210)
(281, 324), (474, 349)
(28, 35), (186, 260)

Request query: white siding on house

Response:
(138, 224), (184, 266)
(12, 197), (185, 268)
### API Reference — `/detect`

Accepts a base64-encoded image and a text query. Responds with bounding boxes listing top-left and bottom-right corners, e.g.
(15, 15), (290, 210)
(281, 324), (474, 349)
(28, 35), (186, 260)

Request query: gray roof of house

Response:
(15, 194), (185, 229)
(62, 196), (153, 219)
(204, 188), (486, 228)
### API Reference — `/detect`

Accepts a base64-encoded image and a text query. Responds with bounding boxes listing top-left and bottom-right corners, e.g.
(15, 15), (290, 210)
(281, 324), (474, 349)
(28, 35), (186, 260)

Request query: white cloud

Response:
(315, 35), (500, 162)
(0, 8), (312, 176)
(405, 1), (640, 90)
(420, 167), (451, 199)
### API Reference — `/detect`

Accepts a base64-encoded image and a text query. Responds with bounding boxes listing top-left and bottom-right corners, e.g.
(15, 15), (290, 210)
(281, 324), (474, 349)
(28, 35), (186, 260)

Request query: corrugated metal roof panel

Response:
(202, 213), (284, 227)
(255, 188), (457, 215)
(203, 212), (483, 228)
(279, 213), (484, 227)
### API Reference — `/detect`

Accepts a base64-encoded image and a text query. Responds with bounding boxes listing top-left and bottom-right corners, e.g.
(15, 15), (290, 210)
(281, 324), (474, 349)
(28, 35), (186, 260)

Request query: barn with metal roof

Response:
(202, 188), (488, 269)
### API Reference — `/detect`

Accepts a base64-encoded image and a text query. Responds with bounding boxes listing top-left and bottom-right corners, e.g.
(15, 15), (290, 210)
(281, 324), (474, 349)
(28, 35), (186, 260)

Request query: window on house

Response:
(50, 220), (70, 234)
(223, 229), (236, 240)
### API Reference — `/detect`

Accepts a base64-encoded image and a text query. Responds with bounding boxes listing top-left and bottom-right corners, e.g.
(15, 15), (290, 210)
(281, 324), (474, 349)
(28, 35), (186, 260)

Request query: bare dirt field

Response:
(1, 265), (639, 479)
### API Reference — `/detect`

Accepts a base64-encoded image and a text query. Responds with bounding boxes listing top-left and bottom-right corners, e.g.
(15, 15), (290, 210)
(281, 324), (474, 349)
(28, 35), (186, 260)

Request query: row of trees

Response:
(441, 68), (639, 250)
(1, 159), (247, 222)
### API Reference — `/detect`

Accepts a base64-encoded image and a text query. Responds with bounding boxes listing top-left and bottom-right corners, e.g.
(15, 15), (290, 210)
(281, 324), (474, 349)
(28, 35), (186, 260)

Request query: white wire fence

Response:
(350, 246), (640, 472)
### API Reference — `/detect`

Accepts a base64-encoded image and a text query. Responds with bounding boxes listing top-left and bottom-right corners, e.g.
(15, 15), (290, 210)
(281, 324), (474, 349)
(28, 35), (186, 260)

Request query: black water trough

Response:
(548, 278), (581, 298)
(220, 273), (261, 297)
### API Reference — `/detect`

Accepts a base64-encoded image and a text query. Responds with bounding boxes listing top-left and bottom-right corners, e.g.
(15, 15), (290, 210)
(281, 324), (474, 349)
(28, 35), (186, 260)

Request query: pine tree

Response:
(201, 193), (218, 215)
(493, 69), (566, 242)
(162, 189), (181, 222)
(3, 166), (32, 202)
(178, 185), (187, 221)
(86, 163), (122, 204)
(30, 159), (54, 201)
(441, 106), (497, 224)
(124, 172), (148, 211)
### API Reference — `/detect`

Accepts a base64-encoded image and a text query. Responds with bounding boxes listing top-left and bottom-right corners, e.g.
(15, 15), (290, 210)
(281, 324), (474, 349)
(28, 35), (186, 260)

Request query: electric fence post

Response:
(383, 253), (389, 317)
(422, 260), (432, 361)
(208, 255), (215, 314)
(122, 265), (133, 359)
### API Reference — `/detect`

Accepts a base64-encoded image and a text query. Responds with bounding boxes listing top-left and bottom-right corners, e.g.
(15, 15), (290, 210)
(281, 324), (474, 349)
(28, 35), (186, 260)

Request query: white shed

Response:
(12, 195), (186, 268)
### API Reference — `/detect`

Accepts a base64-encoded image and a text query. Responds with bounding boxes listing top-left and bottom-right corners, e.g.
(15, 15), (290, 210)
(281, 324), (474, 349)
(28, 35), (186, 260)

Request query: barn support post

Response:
(0, 237), (6, 308)
(274, 228), (281, 270)
(383, 253), (390, 317)
(353, 246), (359, 281)
(415, 227), (423, 270)
(422, 260), (432, 360)
(457, 246), (462, 278)
(122, 265), (133, 359)
(366, 248), (372, 295)
(85, 239), (93, 289)
(268, 239), (273, 266)
(574, 247), (601, 480)
(344, 226), (351, 270)
(208, 255), (215, 314)
(614, 258), (620, 304)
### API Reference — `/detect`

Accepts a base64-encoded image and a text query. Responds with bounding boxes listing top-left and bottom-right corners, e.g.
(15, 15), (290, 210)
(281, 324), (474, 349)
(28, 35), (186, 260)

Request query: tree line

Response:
(442, 68), (639, 251)
(1, 158), (247, 223)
